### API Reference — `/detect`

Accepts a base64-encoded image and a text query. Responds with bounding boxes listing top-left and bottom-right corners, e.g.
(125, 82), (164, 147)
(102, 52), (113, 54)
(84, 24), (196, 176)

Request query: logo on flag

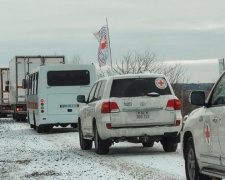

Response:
(94, 25), (110, 67)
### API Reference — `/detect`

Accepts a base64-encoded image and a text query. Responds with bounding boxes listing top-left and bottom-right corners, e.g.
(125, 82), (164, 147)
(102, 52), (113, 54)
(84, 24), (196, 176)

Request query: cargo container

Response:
(7, 56), (65, 121)
(0, 68), (10, 117)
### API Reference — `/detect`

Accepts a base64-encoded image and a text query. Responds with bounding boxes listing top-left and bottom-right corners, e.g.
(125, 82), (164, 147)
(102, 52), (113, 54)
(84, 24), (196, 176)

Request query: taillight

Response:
(106, 123), (112, 129)
(2, 106), (10, 110)
(101, 102), (119, 113)
(40, 98), (45, 113)
(16, 107), (23, 111)
(175, 120), (181, 126)
(166, 99), (181, 110)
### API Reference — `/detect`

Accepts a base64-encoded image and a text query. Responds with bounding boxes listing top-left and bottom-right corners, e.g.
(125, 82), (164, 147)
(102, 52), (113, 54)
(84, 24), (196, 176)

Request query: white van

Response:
(25, 64), (96, 133)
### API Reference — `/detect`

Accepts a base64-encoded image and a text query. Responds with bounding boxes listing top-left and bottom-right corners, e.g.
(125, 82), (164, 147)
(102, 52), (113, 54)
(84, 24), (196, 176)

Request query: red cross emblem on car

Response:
(205, 124), (210, 144)
(158, 80), (164, 87)
(155, 78), (167, 89)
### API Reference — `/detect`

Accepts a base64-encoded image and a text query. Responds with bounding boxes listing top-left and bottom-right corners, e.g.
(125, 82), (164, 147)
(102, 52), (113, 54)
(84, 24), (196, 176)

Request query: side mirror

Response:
(190, 91), (205, 106)
(22, 79), (27, 89)
(5, 85), (9, 92)
(77, 95), (86, 103)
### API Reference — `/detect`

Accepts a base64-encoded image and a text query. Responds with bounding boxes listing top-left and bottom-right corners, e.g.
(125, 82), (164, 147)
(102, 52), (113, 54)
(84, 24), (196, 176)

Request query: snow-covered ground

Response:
(0, 118), (186, 180)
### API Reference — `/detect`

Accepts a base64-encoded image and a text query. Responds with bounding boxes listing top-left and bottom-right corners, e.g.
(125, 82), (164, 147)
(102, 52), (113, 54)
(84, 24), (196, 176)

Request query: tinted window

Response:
(98, 80), (106, 100)
(94, 81), (102, 100)
(110, 78), (171, 97)
(47, 70), (90, 86)
(211, 74), (225, 105)
(88, 83), (98, 103)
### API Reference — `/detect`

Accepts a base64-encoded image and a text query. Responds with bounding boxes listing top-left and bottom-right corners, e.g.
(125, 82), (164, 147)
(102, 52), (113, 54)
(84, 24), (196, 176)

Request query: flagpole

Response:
(106, 18), (113, 69)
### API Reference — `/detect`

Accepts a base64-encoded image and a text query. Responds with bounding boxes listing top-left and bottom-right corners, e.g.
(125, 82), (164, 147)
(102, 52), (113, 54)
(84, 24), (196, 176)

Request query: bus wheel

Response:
(43, 126), (53, 133)
(36, 126), (42, 133)
(33, 113), (36, 130)
(13, 113), (18, 121)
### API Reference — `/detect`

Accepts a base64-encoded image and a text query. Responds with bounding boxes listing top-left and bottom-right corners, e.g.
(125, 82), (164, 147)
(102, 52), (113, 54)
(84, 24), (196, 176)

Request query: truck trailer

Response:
(0, 68), (10, 117)
(7, 56), (65, 121)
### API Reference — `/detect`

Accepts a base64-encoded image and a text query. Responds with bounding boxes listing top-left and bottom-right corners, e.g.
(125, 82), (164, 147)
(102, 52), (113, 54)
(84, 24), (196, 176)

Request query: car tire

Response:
(94, 124), (109, 155)
(161, 141), (178, 152)
(78, 121), (92, 150)
(142, 141), (154, 147)
(185, 137), (214, 180)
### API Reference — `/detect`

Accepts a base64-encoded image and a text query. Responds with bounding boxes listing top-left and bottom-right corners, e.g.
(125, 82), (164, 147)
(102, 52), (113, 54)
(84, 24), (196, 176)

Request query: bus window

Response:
(47, 70), (90, 86)
(36, 73), (38, 94)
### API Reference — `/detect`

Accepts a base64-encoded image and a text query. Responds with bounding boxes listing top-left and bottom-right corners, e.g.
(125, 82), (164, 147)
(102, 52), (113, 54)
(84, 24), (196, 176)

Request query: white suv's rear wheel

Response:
(94, 125), (109, 155)
(78, 121), (92, 150)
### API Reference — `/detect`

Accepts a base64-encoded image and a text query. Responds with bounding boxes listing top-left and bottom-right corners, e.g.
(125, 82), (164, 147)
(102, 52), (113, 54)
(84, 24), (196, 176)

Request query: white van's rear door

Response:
(47, 94), (80, 115)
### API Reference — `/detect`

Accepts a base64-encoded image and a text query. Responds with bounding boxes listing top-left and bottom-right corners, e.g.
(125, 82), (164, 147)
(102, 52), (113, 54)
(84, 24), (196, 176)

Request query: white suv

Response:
(77, 73), (182, 154)
(182, 72), (225, 180)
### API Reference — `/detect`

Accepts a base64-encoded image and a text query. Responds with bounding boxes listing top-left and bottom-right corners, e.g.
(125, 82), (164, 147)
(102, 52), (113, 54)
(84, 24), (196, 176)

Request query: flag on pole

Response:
(93, 25), (110, 67)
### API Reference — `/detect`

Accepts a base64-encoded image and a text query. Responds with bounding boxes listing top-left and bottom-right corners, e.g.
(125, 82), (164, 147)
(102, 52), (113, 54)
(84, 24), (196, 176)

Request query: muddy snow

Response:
(0, 118), (186, 180)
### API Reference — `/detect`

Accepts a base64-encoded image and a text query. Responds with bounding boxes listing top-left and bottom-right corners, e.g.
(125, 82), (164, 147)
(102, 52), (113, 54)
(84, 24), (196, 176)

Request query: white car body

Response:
(182, 72), (225, 180)
(78, 73), (182, 154)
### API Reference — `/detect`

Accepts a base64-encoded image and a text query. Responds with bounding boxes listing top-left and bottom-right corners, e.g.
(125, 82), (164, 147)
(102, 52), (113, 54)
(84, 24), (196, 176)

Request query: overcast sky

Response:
(0, 0), (224, 82)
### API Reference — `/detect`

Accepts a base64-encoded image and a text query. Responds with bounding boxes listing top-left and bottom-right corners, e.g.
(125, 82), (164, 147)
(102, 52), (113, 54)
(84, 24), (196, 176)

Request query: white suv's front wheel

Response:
(185, 137), (213, 180)
(78, 121), (92, 150)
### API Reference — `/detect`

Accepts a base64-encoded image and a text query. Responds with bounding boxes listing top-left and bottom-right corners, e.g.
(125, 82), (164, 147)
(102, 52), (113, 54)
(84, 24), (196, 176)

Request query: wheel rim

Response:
(187, 148), (196, 180)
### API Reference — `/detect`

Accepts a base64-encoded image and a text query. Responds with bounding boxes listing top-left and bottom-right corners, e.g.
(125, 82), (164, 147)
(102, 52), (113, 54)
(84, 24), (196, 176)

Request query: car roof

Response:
(98, 73), (166, 81)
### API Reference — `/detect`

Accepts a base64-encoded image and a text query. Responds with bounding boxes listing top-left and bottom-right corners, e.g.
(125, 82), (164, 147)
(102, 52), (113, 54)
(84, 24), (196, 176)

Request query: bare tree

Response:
(69, 54), (82, 64)
(98, 50), (189, 86)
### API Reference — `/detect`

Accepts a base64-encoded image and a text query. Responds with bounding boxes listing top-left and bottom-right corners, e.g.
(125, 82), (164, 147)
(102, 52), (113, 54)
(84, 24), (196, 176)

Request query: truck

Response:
(7, 56), (65, 121)
(0, 68), (11, 117)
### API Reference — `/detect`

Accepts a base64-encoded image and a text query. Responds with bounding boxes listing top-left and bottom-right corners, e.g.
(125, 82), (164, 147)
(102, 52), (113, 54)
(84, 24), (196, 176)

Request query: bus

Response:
(25, 64), (96, 133)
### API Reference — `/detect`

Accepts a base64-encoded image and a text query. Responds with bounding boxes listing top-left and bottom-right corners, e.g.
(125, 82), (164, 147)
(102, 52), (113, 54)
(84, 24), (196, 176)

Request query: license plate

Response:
(136, 111), (149, 119)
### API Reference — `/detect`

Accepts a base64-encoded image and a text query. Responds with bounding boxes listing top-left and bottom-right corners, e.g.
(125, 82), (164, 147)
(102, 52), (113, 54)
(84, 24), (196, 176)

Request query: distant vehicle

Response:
(0, 68), (11, 117)
(7, 56), (65, 121)
(182, 72), (225, 180)
(77, 73), (182, 154)
(24, 64), (96, 133)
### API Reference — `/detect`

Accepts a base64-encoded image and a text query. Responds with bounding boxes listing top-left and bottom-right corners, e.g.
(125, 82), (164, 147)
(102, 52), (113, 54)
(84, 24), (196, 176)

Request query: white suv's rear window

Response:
(110, 78), (171, 97)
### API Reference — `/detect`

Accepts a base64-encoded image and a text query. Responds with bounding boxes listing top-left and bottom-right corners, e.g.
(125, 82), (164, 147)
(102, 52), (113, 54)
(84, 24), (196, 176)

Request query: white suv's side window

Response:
(93, 81), (102, 101)
(95, 80), (106, 100)
(88, 83), (98, 103)
(211, 74), (225, 106)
